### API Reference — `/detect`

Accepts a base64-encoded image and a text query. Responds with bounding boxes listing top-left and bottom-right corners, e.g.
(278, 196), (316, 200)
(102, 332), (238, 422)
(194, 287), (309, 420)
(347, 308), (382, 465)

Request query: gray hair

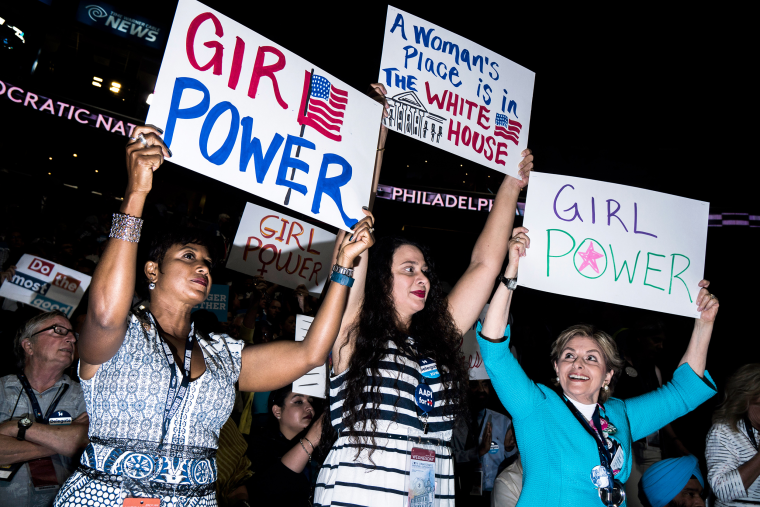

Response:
(14, 310), (69, 370)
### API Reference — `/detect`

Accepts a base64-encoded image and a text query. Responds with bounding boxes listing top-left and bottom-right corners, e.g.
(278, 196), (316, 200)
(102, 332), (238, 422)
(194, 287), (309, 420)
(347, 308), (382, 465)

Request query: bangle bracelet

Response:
(332, 263), (354, 278)
(330, 271), (354, 287)
(299, 439), (312, 462)
(377, 147), (386, 152)
(110, 213), (143, 243)
(303, 437), (315, 451)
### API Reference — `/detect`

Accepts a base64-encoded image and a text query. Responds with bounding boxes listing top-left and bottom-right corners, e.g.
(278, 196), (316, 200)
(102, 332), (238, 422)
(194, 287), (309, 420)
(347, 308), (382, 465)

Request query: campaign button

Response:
(48, 410), (72, 425)
(414, 384), (435, 413)
(419, 358), (440, 379)
(489, 441), (499, 454)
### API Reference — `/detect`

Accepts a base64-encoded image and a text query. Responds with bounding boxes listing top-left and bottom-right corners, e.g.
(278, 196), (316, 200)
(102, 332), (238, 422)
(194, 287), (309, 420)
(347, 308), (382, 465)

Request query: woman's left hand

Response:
(695, 279), (719, 323)
(505, 149), (534, 190)
(368, 83), (390, 122)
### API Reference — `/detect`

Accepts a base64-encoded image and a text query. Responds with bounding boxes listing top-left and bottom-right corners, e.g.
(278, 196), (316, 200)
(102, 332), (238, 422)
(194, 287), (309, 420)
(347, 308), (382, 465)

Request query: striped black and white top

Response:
(705, 419), (760, 506)
(314, 339), (456, 507)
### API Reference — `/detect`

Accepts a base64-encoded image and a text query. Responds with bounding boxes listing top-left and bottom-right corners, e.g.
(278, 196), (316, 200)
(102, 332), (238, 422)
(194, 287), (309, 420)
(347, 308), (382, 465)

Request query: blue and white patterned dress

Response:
(54, 312), (244, 507)
(314, 339), (456, 507)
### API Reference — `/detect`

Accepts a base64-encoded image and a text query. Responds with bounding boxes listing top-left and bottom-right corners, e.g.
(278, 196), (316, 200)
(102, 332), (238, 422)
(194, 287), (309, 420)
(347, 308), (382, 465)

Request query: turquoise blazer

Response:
(477, 323), (716, 506)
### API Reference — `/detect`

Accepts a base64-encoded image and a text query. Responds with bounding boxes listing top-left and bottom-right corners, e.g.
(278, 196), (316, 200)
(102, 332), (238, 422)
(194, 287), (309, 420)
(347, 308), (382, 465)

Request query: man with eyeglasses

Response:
(0, 310), (89, 507)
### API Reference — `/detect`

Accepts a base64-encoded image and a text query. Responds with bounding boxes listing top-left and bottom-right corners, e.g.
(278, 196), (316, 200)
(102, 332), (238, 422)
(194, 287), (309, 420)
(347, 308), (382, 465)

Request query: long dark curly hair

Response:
(320, 236), (470, 459)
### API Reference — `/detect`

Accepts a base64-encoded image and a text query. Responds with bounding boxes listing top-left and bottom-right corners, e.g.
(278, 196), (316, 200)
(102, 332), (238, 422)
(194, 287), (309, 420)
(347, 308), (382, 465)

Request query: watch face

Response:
(20, 417), (32, 426)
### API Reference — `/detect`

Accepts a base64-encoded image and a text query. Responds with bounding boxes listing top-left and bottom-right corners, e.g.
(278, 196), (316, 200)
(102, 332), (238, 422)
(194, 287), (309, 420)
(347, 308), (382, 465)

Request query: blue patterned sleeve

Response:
(624, 363), (717, 442)
(477, 321), (547, 422)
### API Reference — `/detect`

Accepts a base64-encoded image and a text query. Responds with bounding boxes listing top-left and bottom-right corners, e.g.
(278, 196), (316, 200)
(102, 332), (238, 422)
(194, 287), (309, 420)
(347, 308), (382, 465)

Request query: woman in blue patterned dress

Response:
(313, 148), (535, 507)
(53, 126), (375, 507)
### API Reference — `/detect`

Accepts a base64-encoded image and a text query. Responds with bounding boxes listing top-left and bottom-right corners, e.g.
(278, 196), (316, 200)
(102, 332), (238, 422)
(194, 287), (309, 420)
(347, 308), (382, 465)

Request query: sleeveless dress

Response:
(314, 339), (455, 507)
(54, 312), (244, 507)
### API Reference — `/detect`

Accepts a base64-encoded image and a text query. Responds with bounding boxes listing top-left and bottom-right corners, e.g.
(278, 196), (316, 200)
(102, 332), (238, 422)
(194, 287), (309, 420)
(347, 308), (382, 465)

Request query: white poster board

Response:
(146, 0), (383, 232)
(292, 314), (327, 399)
(378, 6), (534, 177)
(461, 304), (489, 380)
(0, 254), (92, 317)
(226, 202), (336, 293)
(519, 172), (709, 318)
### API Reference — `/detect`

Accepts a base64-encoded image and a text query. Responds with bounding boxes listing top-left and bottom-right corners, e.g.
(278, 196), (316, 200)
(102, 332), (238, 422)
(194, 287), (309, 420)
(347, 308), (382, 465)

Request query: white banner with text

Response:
(147, 0), (383, 231)
(519, 173), (709, 318)
(378, 6), (534, 177)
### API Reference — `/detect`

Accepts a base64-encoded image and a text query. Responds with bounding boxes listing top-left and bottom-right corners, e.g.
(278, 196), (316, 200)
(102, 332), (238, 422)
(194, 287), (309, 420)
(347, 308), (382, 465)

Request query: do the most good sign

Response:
(147, 0), (383, 232)
(378, 6), (535, 178)
(0, 254), (92, 317)
(518, 173), (709, 318)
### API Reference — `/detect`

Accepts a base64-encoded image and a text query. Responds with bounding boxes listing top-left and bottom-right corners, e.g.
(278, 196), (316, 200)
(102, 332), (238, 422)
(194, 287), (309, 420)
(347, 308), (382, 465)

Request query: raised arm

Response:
(238, 221), (374, 392)
(678, 280), (718, 377)
(78, 126), (170, 375)
(447, 151), (533, 335)
(478, 228), (546, 421)
(329, 83), (389, 374)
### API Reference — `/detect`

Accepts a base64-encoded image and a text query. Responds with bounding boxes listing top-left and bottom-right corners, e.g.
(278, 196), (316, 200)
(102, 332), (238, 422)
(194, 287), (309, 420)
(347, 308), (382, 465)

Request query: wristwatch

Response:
(332, 264), (354, 278)
(17, 414), (33, 441)
(497, 274), (518, 291)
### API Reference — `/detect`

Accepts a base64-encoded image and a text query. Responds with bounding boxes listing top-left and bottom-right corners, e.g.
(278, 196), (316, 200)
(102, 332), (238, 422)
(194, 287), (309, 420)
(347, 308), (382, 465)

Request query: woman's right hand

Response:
(305, 413), (325, 448)
(336, 209), (375, 267)
(125, 125), (171, 197)
(505, 227), (530, 278)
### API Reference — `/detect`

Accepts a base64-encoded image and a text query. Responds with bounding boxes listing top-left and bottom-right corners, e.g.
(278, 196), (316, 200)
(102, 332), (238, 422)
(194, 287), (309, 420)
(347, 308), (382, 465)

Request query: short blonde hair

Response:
(550, 324), (624, 403)
(712, 363), (760, 432)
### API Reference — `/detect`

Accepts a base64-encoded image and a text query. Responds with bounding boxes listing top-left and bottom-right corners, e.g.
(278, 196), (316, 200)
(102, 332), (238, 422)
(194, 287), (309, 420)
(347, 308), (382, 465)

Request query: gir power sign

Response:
(519, 173), (709, 318)
(146, 0), (383, 232)
(378, 6), (534, 178)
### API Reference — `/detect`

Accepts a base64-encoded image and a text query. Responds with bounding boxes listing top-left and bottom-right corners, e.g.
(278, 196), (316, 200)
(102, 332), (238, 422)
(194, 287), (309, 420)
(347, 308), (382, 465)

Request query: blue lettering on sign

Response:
(29, 295), (73, 317)
(162, 77), (360, 229)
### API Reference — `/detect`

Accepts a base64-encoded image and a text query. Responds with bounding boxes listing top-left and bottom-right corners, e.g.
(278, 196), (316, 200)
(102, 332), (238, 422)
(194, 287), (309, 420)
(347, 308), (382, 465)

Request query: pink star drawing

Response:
(578, 242), (604, 273)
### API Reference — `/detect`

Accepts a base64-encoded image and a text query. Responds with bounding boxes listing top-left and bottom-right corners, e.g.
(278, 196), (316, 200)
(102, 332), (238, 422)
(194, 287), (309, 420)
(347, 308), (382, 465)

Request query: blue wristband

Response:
(330, 271), (355, 287)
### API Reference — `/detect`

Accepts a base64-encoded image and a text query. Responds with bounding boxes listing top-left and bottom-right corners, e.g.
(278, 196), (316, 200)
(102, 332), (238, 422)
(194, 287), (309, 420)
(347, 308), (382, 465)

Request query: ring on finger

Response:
(709, 294), (716, 300)
(138, 133), (148, 148)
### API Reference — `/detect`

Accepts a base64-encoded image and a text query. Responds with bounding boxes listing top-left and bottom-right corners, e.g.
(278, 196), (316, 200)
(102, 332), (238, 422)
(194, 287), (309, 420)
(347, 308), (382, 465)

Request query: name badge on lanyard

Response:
(408, 447), (436, 507)
(48, 410), (72, 425)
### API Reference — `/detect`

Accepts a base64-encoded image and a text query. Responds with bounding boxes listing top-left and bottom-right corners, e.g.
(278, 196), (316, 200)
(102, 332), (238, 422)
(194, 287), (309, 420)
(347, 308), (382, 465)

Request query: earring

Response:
(602, 384), (609, 392)
(148, 281), (156, 290)
(556, 376), (560, 382)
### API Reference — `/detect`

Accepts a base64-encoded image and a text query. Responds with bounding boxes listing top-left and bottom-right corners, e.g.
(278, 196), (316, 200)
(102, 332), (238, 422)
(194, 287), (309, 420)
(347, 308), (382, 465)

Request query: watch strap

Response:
(497, 274), (518, 290)
(332, 264), (354, 278)
(16, 426), (27, 441)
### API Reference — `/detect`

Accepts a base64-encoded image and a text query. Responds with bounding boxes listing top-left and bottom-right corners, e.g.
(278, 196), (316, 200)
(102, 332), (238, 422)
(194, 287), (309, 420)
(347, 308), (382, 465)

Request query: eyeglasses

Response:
(32, 325), (78, 340)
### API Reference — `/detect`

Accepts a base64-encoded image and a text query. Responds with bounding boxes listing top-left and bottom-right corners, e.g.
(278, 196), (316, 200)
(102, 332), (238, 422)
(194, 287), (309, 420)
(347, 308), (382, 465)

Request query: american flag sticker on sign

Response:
(298, 71), (349, 142)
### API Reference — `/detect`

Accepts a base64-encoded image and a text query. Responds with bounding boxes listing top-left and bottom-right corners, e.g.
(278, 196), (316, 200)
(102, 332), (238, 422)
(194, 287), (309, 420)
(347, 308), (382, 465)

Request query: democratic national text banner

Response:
(519, 173), (709, 318)
(0, 254), (93, 317)
(146, 0), (383, 232)
(226, 202), (336, 293)
(378, 6), (535, 178)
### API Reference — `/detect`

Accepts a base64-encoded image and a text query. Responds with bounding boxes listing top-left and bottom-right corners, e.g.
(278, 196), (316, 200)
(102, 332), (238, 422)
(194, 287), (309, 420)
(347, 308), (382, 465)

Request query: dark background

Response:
(1, 0), (756, 473)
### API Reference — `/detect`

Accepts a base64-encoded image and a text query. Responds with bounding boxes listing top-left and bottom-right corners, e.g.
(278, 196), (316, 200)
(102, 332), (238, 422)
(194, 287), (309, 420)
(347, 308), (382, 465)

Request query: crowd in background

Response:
(0, 194), (758, 507)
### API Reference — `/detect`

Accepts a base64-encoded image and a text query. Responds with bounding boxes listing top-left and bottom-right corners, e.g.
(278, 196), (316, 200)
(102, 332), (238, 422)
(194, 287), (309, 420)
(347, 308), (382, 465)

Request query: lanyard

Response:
(410, 341), (434, 434)
(16, 373), (69, 423)
(148, 313), (195, 444)
(562, 397), (615, 483)
(744, 415), (758, 451)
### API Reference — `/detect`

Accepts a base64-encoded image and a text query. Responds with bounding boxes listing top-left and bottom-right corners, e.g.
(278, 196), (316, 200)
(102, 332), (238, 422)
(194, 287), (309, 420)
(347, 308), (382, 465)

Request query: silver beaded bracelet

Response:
(109, 213), (144, 243)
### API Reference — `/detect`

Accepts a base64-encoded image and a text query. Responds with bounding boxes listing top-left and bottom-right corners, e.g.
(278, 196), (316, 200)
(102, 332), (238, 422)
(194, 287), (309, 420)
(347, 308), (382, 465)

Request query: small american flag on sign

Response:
(494, 113), (522, 145)
(297, 71), (348, 142)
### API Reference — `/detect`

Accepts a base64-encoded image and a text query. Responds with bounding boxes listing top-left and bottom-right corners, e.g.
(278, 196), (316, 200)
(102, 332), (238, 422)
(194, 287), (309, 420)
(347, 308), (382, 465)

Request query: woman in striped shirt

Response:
(313, 149), (534, 507)
(706, 363), (760, 506)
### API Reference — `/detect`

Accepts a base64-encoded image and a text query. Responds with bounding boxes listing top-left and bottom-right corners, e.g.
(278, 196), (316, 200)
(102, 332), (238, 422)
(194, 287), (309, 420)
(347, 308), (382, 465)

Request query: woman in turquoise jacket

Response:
(477, 228), (719, 506)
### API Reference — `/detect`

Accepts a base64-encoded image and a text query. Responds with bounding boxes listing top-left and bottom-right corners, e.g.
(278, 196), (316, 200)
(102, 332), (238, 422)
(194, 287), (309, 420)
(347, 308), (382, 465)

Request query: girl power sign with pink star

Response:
(519, 173), (709, 318)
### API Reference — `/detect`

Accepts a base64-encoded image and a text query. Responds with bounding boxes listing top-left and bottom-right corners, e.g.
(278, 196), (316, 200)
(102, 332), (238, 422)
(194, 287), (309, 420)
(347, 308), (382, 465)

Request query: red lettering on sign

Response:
(248, 46), (288, 109)
(243, 236), (262, 261)
(306, 229), (321, 255)
(52, 273), (81, 293)
(260, 215), (279, 238)
(28, 258), (54, 276)
(185, 13), (225, 75)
